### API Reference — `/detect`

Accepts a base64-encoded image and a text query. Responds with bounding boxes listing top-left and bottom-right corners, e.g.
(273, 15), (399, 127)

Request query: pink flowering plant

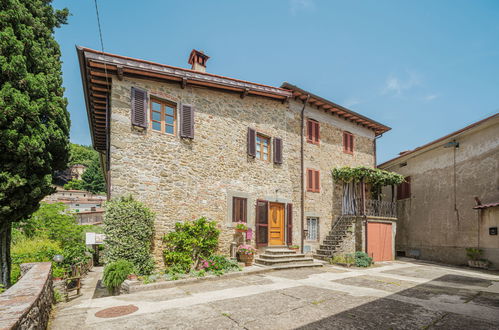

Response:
(237, 245), (257, 256)
(199, 255), (241, 274)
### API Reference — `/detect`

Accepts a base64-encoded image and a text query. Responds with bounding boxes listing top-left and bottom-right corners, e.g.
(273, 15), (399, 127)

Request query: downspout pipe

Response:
(300, 94), (310, 254)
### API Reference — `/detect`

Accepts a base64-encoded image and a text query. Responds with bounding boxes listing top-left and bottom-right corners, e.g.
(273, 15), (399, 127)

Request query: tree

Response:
(80, 158), (106, 194)
(68, 143), (97, 167)
(0, 0), (70, 287)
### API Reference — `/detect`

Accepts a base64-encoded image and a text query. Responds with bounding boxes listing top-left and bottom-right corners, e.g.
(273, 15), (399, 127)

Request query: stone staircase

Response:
(255, 248), (322, 269)
(314, 215), (357, 261)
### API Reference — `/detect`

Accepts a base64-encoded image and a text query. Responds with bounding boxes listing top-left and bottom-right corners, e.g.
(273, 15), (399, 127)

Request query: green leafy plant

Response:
(330, 254), (355, 265)
(331, 166), (405, 186)
(103, 259), (135, 294)
(52, 266), (66, 279)
(289, 245), (300, 249)
(234, 222), (248, 231)
(104, 196), (155, 275)
(163, 217), (220, 272)
(10, 237), (63, 283)
(53, 288), (63, 303)
(466, 248), (483, 261)
(199, 255), (241, 273)
(354, 251), (373, 267)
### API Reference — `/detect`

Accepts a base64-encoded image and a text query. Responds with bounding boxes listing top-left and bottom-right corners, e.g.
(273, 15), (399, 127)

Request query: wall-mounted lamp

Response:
(443, 140), (459, 148)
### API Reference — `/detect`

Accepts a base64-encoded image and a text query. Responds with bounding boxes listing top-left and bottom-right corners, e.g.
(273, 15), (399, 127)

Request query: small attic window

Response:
(400, 162), (407, 167)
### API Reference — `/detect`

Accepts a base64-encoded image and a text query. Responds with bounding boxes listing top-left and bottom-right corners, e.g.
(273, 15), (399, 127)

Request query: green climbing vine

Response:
(331, 166), (405, 187)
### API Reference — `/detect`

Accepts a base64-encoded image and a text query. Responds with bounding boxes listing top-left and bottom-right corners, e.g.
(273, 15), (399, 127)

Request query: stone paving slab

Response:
(50, 260), (499, 330)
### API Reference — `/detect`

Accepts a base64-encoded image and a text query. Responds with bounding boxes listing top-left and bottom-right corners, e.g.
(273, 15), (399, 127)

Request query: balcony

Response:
(342, 198), (397, 218)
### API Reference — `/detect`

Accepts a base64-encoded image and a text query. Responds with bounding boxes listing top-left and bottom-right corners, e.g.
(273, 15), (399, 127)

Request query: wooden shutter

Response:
(287, 203), (293, 245)
(397, 176), (411, 200)
(232, 197), (247, 222)
(306, 169), (313, 191)
(179, 104), (194, 138)
(131, 87), (147, 128)
(247, 127), (256, 157)
(273, 137), (283, 164)
(344, 132), (353, 153)
(314, 170), (320, 192)
(349, 133), (354, 153)
(307, 120), (313, 143)
(314, 121), (320, 144)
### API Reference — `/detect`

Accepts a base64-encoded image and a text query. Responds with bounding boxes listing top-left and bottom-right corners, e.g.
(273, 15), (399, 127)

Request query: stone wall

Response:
(0, 262), (53, 330)
(380, 117), (499, 268)
(108, 76), (376, 263)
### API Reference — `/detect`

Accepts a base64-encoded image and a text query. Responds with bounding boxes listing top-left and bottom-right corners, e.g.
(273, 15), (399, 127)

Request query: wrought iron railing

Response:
(343, 198), (397, 218)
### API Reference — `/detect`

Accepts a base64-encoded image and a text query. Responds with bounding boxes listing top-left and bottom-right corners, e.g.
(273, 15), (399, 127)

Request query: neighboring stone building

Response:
(77, 47), (393, 263)
(379, 113), (499, 268)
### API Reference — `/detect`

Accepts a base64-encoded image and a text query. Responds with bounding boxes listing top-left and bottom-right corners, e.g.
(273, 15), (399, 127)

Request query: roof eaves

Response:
(281, 82), (390, 135)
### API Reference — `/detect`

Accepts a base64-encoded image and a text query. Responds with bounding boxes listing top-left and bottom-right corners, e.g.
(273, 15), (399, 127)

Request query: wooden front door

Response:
(269, 202), (285, 245)
(367, 222), (393, 262)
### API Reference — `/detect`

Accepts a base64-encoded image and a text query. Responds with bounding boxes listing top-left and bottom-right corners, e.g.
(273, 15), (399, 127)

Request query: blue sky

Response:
(53, 0), (499, 164)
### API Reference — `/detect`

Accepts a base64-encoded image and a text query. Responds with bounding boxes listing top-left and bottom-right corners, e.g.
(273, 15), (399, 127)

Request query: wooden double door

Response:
(367, 222), (393, 262)
(256, 201), (290, 246)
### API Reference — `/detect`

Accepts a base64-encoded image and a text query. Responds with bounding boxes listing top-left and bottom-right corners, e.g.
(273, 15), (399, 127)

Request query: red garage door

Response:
(367, 222), (393, 262)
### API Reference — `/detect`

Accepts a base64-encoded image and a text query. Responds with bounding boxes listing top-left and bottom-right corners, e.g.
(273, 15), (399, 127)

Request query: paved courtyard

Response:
(50, 260), (499, 329)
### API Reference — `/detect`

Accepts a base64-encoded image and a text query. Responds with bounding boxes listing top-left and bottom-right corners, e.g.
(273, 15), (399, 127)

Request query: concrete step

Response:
(263, 248), (297, 255)
(255, 257), (314, 266)
(313, 254), (330, 261)
(266, 262), (323, 270)
(258, 253), (307, 260)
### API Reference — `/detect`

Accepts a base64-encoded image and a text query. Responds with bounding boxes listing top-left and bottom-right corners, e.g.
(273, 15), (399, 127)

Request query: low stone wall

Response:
(0, 262), (53, 330)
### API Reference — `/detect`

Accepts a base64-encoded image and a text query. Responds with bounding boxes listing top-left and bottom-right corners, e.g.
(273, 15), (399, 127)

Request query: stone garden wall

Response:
(0, 262), (53, 330)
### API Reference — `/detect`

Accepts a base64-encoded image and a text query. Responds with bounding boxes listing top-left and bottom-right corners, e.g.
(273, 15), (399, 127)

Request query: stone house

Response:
(379, 113), (499, 268)
(77, 47), (394, 264)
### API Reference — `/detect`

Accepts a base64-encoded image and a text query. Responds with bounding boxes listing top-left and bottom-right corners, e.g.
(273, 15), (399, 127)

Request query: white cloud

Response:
(423, 94), (438, 101)
(382, 71), (421, 96)
(343, 97), (361, 108)
(289, 0), (315, 15)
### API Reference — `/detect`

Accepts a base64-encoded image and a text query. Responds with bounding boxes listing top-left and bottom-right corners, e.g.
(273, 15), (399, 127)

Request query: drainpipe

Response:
(300, 94), (310, 254)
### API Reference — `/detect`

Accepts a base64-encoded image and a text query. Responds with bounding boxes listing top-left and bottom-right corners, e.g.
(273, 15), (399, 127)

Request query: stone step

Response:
(326, 234), (347, 240)
(322, 239), (342, 245)
(267, 262), (324, 270)
(258, 253), (306, 260)
(316, 249), (336, 256)
(263, 248), (297, 255)
(254, 257), (314, 266)
(320, 245), (339, 250)
(313, 254), (330, 261)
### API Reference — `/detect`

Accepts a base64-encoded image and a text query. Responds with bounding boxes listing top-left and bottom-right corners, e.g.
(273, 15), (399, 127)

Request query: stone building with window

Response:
(77, 47), (392, 264)
(379, 113), (499, 268)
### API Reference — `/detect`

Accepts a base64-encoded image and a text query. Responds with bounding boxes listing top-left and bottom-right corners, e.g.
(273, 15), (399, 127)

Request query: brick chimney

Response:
(188, 49), (209, 73)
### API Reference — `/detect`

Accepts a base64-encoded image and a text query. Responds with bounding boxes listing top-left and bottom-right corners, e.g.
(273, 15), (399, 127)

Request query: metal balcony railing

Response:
(342, 198), (397, 218)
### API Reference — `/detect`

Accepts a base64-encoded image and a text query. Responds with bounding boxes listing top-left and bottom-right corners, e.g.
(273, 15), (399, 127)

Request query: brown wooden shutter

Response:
(315, 121), (320, 143)
(131, 87), (147, 128)
(247, 127), (256, 157)
(273, 137), (283, 164)
(306, 169), (313, 191)
(315, 170), (320, 192)
(286, 203), (293, 245)
(179, 104), (194, 138)
(256, 200), (269, 246)
(349, 133), (354, 153)
(307, 120), (313, 143)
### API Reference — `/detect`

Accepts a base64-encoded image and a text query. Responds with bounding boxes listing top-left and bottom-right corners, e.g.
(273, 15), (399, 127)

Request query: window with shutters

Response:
(306, 217), (319, 241)
(306, 168), (320, 193)
(343, 131), (354, 154)
(150, 98), (176, 135)
(397, 176), (411, 200)
(307, 119), (320, 144)
(232, 197), (247, 223)
(256, 134), (271, 161)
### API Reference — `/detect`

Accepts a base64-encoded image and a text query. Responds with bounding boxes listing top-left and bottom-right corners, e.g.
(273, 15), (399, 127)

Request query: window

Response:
(397, 176), (411, 200)
(150, 98), (176, 135)
(232, 197), (247, 222)
(307, 119), (320, 144)
(306, 217), (319, 241)
(256, 134), (270, 161)
(343, 131), (354, 154)
(306, 169), (320, 192)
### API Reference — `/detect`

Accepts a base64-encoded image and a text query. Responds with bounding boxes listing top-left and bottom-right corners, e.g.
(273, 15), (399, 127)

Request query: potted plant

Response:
(237, 245), (257, 266)
(466, 248), (490, 269)
(289, 244), (300, 251)
(234, 222), (248, 233)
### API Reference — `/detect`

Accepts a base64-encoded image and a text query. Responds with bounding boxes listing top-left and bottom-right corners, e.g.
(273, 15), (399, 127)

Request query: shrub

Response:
(234, 222), (248, 231)
(354, 251), (373, 267)
(466, 248), (483, 261)
(104, 196), (155, 275)
(236, 245), (257, 256)
(199, 255), (241, 273)
(330, 254), (355, 265)
(10, 237), (63, 283)
(163, 217), (220, 271)
(103, 259), (135, 294)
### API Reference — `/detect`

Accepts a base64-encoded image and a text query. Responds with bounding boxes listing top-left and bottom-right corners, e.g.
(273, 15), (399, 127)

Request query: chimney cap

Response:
(188, 49), (210, 66)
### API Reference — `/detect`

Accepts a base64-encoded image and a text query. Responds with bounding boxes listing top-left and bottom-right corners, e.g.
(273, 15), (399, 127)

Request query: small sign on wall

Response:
(86, 232), (106, 245)
(490, 227), (498, 236)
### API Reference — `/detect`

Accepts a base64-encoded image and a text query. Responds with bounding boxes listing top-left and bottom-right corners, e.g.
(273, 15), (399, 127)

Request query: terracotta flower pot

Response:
(238, 253), (254, 266)
(127, 274), (138, 281)
(235, 229), (247, 233)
